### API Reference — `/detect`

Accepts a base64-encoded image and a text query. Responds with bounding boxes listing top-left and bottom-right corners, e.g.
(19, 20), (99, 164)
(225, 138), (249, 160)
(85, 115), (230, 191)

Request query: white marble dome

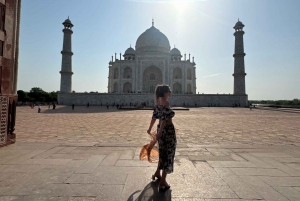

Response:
(135, 26), (170, 54)
(170, 48), (181, 55)
(124, 47), (135, 55)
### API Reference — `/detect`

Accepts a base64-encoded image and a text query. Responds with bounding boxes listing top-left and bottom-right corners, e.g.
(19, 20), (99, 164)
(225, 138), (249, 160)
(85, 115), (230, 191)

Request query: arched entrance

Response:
(173, 83), (182, 94)
(173, 67), (182, 79)
(143, 66), (163, 93)
(123, 67), (132, 79)
(123, 82), (132, 93)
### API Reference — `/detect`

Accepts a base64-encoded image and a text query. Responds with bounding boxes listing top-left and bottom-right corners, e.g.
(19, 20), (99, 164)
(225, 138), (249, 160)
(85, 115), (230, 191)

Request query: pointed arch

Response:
(173, 83), (182, 94)
(123, 67), (132, 79)
(173, 67), (182, 79)
(123, 82), (132, 93)
(143, 66), (163, 93)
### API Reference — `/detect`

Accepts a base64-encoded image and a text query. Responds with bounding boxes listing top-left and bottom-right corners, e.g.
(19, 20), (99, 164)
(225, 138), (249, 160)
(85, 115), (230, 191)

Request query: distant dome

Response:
(170, 48), (181, 55)
(234, 20), (244, 28)
(124, 47), (135, 55)
(64, 19), (72, 23)
(135, 26), (170, 53)
(62, 18), (73, 27)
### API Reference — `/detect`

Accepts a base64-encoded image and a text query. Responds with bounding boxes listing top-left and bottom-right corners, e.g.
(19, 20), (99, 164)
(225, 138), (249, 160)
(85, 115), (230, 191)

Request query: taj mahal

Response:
(108, 20), (196, 95)
(58, 19), (248, 107)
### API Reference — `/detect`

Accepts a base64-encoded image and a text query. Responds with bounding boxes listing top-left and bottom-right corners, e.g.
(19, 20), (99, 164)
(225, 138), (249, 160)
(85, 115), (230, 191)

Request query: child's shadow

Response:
(127, 180), (172, 201)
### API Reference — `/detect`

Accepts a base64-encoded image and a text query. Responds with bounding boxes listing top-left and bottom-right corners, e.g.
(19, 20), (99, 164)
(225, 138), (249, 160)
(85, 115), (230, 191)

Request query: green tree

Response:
(17, 90), (28, 102)
(28, 87), (47, 102)
(17, 88), (58, 103)
(49, 91), (58, 102)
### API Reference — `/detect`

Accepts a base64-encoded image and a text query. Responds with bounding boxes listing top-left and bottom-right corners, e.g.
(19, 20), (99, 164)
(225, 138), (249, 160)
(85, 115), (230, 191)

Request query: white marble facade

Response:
(58, 20), (248, 107)
(108, 23), (196, 94)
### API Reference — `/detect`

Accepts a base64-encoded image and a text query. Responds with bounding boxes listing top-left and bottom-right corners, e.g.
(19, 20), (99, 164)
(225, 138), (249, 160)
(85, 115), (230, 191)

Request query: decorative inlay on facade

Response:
(0, 96), (8, 145)
(141, 60), (164, 71)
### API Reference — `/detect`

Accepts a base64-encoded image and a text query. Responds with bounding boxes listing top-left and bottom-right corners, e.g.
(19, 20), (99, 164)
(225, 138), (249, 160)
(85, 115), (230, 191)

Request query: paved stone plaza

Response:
(0, 106), (300, 200)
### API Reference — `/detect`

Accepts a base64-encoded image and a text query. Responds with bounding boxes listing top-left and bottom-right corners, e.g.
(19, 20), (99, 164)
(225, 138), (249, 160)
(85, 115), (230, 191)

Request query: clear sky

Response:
(18, 0), (300, 100)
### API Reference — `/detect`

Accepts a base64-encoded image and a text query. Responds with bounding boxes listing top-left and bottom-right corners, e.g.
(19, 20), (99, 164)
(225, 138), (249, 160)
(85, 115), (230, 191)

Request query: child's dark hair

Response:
(154, 84), (170, 103)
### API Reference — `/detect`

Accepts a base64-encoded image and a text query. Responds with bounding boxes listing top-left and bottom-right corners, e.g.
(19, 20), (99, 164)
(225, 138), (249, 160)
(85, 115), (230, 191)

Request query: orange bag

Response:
(140, 131), (159, 163)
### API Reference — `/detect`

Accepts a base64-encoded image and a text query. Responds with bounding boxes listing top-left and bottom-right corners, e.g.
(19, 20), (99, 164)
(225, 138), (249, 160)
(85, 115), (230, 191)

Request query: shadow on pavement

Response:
(254, 107), (300, 114)
(42, 105), (133, 114)
(127, 180), (172, 201)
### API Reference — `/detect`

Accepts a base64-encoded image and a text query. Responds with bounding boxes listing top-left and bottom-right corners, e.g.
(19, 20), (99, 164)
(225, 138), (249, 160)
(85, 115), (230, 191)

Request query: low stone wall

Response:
(58, 93), (248, 107)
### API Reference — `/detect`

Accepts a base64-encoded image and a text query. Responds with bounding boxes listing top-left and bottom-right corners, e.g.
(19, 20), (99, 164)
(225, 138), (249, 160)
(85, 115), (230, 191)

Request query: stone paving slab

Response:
(0, 142), (299, 200)
(15, 106), (300, 146)
(0, 107), (299, 200)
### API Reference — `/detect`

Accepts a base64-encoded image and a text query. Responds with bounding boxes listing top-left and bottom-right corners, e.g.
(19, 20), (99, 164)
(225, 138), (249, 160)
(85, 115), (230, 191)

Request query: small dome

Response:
(62, 18), (73, 27)
(64, 19), (72, 23)
(124, 47), (135, 55)
(136, 26), (170, 53)
(170, 48), (181, 55)
(235, 21), (244, 26)
(234, 20), (244, 29)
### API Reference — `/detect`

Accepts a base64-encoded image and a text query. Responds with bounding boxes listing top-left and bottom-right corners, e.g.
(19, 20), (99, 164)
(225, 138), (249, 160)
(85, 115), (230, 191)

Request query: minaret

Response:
(233, 19), (246, 95)
(60, 17), (74, 93)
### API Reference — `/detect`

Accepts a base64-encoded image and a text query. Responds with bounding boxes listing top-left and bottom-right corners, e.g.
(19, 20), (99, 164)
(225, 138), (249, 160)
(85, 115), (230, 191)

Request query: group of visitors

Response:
(232, 103), (241, 107)
(107, 102), (124, 109)
(31, 102), (56, 113)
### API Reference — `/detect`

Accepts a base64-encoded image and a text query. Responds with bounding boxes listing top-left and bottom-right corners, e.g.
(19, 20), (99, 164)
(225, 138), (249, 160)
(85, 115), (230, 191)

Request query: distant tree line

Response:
(17, 87), (57, 103)
(250, 99), (300, 106)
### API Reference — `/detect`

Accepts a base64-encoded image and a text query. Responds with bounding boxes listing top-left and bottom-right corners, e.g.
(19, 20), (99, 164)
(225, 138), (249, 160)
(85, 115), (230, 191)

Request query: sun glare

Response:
(173, 0), (190, 12)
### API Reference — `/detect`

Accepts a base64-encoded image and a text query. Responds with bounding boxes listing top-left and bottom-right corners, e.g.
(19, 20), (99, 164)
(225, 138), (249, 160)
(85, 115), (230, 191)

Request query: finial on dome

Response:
(238, 18), (239, 21)
(68, 16), (69, 19)
(130, 44), (131, 48)
(174, 44), (175, 48)
(152, 18), (154, 27)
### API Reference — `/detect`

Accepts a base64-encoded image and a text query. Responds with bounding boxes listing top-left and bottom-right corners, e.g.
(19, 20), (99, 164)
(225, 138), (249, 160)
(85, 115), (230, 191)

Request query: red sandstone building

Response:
(0, 0), (21, 147)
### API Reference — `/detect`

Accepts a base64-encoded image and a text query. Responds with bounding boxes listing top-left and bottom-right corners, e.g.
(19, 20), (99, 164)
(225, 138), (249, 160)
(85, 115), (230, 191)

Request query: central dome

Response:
(135, 26), (170, 54)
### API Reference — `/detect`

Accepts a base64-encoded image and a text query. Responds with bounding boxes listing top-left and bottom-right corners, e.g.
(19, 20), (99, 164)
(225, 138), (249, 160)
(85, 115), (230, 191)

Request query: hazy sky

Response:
(18, 0), (300, 100)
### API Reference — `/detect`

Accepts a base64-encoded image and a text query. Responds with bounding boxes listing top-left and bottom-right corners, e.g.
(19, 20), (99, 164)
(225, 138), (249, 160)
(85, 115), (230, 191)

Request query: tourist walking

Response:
(38, 105), (41, 113)
(146, 84), (176, 192)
